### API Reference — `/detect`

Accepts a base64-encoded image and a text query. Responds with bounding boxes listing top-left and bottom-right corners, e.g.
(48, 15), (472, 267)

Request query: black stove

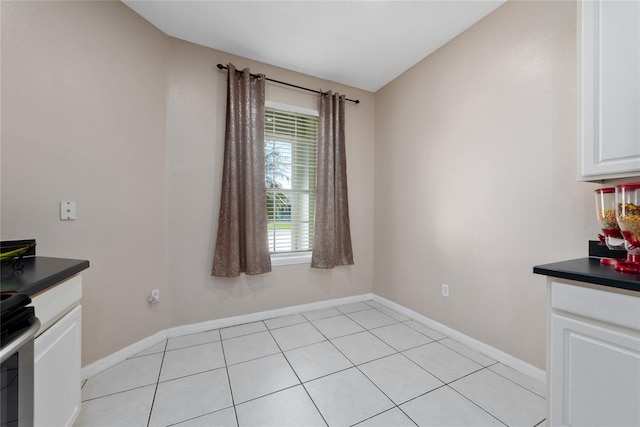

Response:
(1, 292), (40, 427)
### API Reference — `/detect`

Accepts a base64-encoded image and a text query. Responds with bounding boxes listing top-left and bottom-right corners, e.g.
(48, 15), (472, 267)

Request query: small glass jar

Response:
(615, 183), (640, 269)
(595, 187), (625, 250)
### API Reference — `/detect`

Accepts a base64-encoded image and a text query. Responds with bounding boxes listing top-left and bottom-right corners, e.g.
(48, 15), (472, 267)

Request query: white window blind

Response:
(265, 107), (317, 254)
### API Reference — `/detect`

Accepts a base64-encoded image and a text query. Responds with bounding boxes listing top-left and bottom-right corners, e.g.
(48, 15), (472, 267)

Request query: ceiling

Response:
(122, 1), (506, 92)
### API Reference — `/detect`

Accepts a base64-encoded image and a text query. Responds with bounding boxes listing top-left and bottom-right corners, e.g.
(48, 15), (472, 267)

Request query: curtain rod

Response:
(216, 64), (360, 105)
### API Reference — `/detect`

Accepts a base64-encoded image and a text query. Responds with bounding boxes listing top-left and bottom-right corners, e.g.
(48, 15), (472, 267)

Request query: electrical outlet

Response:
(148, 289), (160, 304)
(442, 284), (449, 297)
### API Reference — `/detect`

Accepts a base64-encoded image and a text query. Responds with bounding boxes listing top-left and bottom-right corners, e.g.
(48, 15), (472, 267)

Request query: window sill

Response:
(271, 252), (312, 267)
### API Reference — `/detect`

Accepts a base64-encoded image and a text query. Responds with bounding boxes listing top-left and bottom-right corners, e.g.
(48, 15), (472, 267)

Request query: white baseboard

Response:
(166, 293), (374, 338)
(81, 293), (373, 380)
(82, 292), (545, 385)
(82, 330), (168, 380)
(371, 294), (546, 384)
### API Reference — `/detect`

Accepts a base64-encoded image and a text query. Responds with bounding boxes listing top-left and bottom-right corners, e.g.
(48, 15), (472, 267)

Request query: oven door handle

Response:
(0, 318), (40, 364)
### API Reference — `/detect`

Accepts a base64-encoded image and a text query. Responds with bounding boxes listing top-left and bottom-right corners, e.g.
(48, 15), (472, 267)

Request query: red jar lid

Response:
(615, 182), (640, 190)
(595, 187), (616, 193)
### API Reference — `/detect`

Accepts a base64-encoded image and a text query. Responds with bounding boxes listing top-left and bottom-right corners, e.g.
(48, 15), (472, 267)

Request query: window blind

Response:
(265, 108), (318, 253)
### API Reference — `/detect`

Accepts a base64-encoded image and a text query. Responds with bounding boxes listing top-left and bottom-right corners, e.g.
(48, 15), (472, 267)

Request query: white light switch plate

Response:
(60, 201), (76, 220)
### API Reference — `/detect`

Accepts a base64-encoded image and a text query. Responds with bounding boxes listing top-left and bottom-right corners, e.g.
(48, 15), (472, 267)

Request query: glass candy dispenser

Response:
(595, 187), (625, 250)
(615, 183), (640, 273)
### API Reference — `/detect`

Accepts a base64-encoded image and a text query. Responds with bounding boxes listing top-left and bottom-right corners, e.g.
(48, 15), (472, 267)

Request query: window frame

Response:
(265, 101), (318, 265)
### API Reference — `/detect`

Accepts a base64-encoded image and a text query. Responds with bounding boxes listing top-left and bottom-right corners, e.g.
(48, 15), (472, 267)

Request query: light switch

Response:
(60, 201), (76, 220)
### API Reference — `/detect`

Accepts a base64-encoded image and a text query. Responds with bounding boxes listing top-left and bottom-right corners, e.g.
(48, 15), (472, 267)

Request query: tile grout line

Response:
(219, 323), (246, 427)
(146, 339), (168, 427)
(335, 303), (373, 316)
(297, 307), (417, 425)
(265, 324), (331, 427)
(486, 365), (547, 399)
(300, 308), (344, 322)
(322, 315), (440, 427)
(446, 362), (547, 426)
(81, 302), (546, 426)
(343, 323), (467, 427)
(80, 352), (167, 404)
(248, 319), (497, 424)
(306, 309), (415, 426)
(235, 307), (537, 427)
(342, 311), (516, 426)
(223, 313), (426, 364)
(80, 382), (158, 404)
(344, 314), (400, 331)
(164, 405), (234, 427)
(402, 336), (546, 399)
(533, 417), (547, 426)
(220, 326), (269, 341)
(350, 359), (407, 425)
(223, 349), (282, 368)
(218, 316), (462, 381)
(162, 337), (222, 354)
(300, 364), (355, 386)
(390, 382), (449, 408)
(264, 316), (310, 331)
(445, 362), (546, 427)
(350, 406), (419, 427)
(393, 405), (421, 427)
(229, 383), (304, 408)
(446, 378), (510, 427)
(309, 314), (409, 426)
(153, 365), (228, 386)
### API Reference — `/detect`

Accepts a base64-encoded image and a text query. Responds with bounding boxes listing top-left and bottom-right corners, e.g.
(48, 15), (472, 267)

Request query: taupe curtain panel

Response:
(212, 64), (272, 277)
(311, 92), (355, 268)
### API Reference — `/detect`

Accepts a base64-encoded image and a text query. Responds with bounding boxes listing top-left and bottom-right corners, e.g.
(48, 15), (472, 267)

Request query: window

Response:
(265, 107), (317, 254)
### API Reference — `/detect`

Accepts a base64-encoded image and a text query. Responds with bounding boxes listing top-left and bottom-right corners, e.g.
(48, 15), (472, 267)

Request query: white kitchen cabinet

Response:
(548, 281), (640, 426)
(579, 0), (640, 180)
(31, 275), (83, 427)
(34, 306), (81, 427)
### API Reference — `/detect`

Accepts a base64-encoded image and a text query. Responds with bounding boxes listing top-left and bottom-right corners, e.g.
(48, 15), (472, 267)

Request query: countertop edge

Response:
(533, 257), (640, 293)
(1, 257), (90, 297)
(28, 260), (90, 297)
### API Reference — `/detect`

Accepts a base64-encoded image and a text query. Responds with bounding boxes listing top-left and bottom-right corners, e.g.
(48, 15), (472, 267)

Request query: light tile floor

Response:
(75, 300), (546, 427)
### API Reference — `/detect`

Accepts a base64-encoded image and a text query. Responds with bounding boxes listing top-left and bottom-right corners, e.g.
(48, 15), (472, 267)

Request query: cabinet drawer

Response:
(30, 275), (82, 336)
(551, 281), (640, 330)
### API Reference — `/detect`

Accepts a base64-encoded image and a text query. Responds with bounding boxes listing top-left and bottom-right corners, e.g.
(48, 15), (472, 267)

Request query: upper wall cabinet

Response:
(579, 0), (640, 181)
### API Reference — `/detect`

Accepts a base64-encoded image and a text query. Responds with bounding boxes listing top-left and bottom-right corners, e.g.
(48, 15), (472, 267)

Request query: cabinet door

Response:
(549, 313), (640, 426)
(34, 306), (82, 427)
(580, 0), (640, 179)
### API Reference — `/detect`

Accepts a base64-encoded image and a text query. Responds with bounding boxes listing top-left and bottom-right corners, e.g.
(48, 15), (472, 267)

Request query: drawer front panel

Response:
(551, 281), (640, 330)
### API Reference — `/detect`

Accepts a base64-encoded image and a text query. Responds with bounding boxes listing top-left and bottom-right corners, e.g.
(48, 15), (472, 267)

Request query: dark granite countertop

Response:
(1, 256), (89, 296)
(534, 257), (640, 293)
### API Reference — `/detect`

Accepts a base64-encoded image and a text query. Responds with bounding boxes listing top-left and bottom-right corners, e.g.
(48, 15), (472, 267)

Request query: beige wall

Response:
(1, 1), (374, 365)
(1, 1), (169, 366)
(165, 39), (375, 328)
(374, 0), (599, 369)
(2, 0), (603, 371)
